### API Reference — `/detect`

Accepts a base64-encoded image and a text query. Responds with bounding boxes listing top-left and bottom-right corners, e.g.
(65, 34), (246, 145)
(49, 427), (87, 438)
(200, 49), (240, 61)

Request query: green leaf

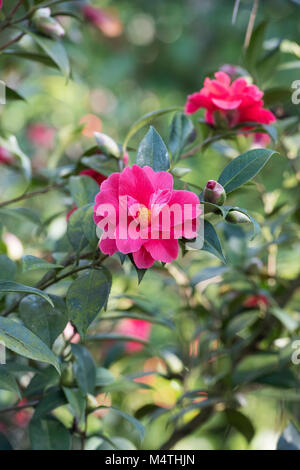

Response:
(68, 175), (99, 208)
(270, 308), (299, 332)
(86, 333), (149, 347)
(29, 418), (71, 450)
(5, 85), (25, 102)
(71, 343), (96, 394)
(22, 28), (70, 77)
(91, 406), (145, 442)
(63, 387), (86, 421)
(0, 369), (20, 397)
(136, 126), (170, 171)
(0, 135), (31, 182)
(257, 45), (280, 83)
(22, 255), (63, 273)
(19, 294), (68, 348)
(95, 367), (115, 387)
(244, 21), (268, 73)
(0, 432), (13, 450)
(123, 107), (179, 150)
(0, 255), (17, 281)
(3, 49), (59, 69)
(66, 206), (90, 253)
(0, 317), (60, 374)
(25, 367), (59, 398)
(0, 281), (54, 307)
(202, 220), (226, 263)
(277, 423), (300, 450)
(225, 312), (259, 340)
(168, 112), (194, 161)
(66, 269), (111, 338)
(33, 390), (66, 420)
(191, 266), (229, 286)
(225, 409), (255, 443)
(186, 220), (226, 263)
(233, 353), (278, 386)
(0, 208), (41, 226)
(218, 149), (278, 194)
(81, 204), (99, 249)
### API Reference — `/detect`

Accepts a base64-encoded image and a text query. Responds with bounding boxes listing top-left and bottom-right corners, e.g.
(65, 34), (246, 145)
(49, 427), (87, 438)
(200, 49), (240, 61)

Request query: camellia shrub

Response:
(0, 0), (300, 451)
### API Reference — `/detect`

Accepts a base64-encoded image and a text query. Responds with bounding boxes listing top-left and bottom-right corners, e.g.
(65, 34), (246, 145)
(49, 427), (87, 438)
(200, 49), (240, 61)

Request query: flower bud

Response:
(171, 167), (192, 178)
(225, 210), (251, 224)
(33, 8), (65, 39)
(94, 132), (120, 158)
(0, 146), (13, 165)
(203, 180), (226, 205)
(60, 362), (74, 387)
(86, 393), (99, 412)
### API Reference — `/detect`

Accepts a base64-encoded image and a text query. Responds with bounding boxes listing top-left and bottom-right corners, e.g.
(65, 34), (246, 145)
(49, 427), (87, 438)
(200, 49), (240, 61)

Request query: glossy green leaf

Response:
(66, 269), (111, 337)
(29, 418), (71, 450)
(225, 409), (255, 443)
(0, 317), (60, 373)
(168, 112), (194, 161)
(123, 106), (179, 150)
(218, 149), (278, 194)
(0, 255), (17, 281)
(19, 294), (68, 348)
(68, 175), (99, 208)
(22, 255), (63, 273)
(0, 281), (54, 307)
(0, 369), (20, 397)
(136, 126), (170, 171)
(22, 28), (70, 77)
(71, 343), (96, 394)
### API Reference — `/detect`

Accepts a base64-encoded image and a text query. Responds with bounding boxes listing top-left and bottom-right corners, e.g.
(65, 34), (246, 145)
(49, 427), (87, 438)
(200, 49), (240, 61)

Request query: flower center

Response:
(138, 207), (151, 226)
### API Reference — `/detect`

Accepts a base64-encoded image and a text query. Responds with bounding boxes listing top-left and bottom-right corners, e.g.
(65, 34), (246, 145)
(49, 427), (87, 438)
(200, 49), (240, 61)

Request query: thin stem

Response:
(0, 183), (63, 209)
(232, 0), (241, 25)
(0, 400), (38, 414)
(0, 0), (26, 33)
(0, 32), (25, 52)
(244, 0), (260, 49)
(159, 406), (214, 450)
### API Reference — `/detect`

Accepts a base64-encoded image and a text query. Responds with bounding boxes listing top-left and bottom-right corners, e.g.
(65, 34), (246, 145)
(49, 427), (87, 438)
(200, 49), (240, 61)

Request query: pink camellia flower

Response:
(0, 147), (13, 165)
(0, 1), (3, 9)
(185, 71), (276, 137)
(118, 319), (152, 353)
(93, 164), (201, 269)
(27, 123), (55, 149)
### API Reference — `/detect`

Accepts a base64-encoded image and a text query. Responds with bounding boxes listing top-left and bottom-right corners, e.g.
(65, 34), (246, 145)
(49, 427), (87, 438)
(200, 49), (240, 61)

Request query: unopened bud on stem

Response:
(225, 210), (251, 224)
(203, 180), (226, 205)
(33, 8), (65, 39)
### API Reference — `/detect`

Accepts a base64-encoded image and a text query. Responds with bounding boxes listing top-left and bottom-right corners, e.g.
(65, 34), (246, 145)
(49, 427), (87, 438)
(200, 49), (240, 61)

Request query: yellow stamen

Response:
(138, 207), (151, 225)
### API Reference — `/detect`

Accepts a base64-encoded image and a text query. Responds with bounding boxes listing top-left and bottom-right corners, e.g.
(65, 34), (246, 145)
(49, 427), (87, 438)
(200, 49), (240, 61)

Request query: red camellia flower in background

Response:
(80, 168), (107, 186)
(185, 71), (275, 142)
(118, 319), (152, 353)
(244, 294), (269, 308)
(93, 165), (201, 269)
(0, 146), (13, 165)
(82, 4), (123, 38)
(27, 123), (56, 149)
